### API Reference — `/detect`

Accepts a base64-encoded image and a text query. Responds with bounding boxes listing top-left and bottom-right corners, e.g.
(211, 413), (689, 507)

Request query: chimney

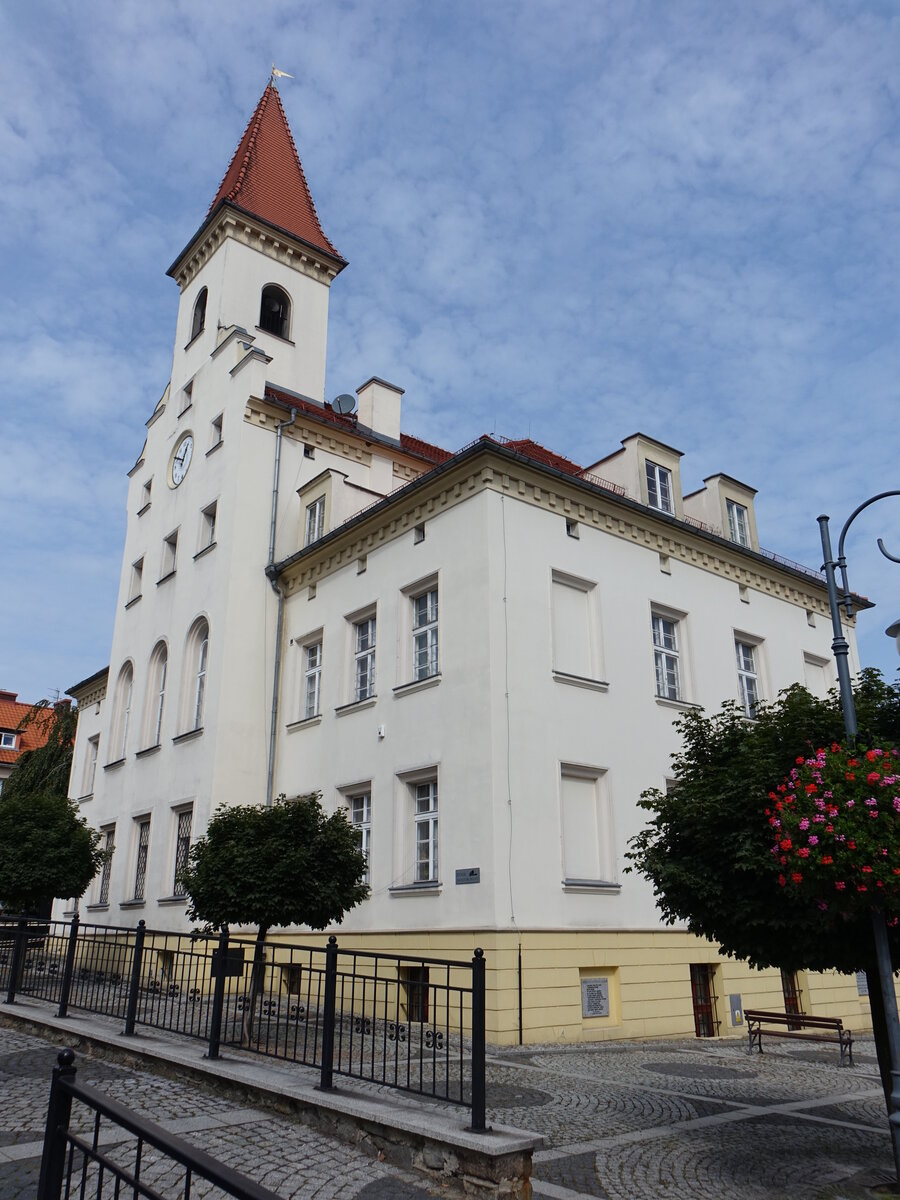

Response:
(0, 690), (17, 702)
(355, 377), (403, 443)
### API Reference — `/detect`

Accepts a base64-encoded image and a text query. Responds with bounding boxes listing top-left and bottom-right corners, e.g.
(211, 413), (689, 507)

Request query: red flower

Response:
(778, 874), (786, 887)
(805, 783), (817, 793)
(831, 743), (841, 753)
(780, 838), (792, 851)
(796, 756), (805, 765)
(821, 856), (833, 865)
(867, 772), (881, 784)
(791, 872), (803, 883)
(861, 866), (873, 873)
(846, 773), (856, 781)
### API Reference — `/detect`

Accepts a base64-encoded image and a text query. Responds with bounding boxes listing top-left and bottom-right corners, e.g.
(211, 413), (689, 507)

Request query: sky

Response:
(2, 0), (900, 704)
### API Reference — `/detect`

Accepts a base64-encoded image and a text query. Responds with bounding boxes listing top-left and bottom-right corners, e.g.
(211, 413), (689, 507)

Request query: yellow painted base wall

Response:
(267, 927), (875, 1047)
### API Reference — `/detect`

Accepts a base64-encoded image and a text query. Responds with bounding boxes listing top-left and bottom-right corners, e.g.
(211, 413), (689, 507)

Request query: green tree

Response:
(179, 792), (369, 1041)
(0, 702), (105, 913)
(626, 670), (900, 1099)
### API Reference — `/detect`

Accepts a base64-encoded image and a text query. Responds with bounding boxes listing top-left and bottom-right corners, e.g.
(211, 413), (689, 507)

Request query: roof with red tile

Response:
(208, 85), (341, 262)
(265, 387), (452, 466)
(0, 693), (57, 766)
(493, 437), (583, 476)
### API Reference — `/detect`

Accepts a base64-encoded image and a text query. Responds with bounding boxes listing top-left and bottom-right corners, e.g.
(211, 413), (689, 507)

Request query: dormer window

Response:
(0, 732), (16, 750)
(645, 461), (673, 514)
(727, 499), (750, 547)
(190, 288), (208, 341)
(259, 285), (291, 339)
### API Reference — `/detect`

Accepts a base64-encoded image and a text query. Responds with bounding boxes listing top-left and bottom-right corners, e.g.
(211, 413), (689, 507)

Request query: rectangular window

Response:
(210, 413), (223, 449)
(412, 588), (439, 680)
(652, 614), (681, 700)
(84, 735), (99, 795)
(133, 819), (150, 901)
(349, 792), (371, 885)
(161, 531), (178, 578)
(172, 808), (192, 896)
(354, 616), (376, 701)
(97, 826), (115, 905)
(179, 381), (193, 415)
(128, 558), (143, 603)
(645, 461), (673, 514)
(560, 768), (613, 882)
(201, 501), (217, 549)
(551, 572), (595, 678)
(414, 780), (439, 883)
(139, 479), (152, 513)
(0, 731), (16, 749)
(735, 639), (760, 717)
(304, 641), (322, 718)
(727, 499), (750, 547)
(305, 496), (325, 546)
(803, 652), (831, 699)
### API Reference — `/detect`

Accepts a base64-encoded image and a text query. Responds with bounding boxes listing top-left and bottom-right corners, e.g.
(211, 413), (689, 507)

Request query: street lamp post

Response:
(817, 490), (900, 1179)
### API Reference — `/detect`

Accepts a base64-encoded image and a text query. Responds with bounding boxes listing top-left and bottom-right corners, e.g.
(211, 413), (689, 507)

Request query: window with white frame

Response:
(0, 731), (16, 750)
(652, 613), (681, 701)
(132, 819), (151, 901)
(97, 825), (115, 905)
(83, 735), (99, 795)
(181, 619), (209, 732)
(304, 495), (325, 546)
(190, 287), (207, 341)
(735, 639), (760, 717)
(559, 766), (614, 883)
(803, 652), (831, 698)
(303, 639), (322, 718)
(349, 791), (371, 885)
(140, 478), (152, 512)
(111, 663), (133, 761)
(161, 530), (178, 579)
(551, 571), (597, 678)
(645, 461), (674, 514)
(128, 558), (144, 604)
(353, 615), (376, 702)
(412, 587), (439, 680)
(209, 413), (223, 450)
(144, 642), (167, 747)
(172, 807), (193, 896)
(200, 501), (217, 550)
(414, 780), (439, 883)
(727, 499), (750, 547)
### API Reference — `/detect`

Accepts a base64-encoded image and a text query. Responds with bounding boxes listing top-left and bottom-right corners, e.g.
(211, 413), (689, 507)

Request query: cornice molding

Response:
(276, 451), (841, 621)
(171, 210), (341, 293)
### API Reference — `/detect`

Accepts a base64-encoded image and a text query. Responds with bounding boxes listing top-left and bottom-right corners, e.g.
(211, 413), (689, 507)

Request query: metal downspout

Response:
(266, 407), (296, 807)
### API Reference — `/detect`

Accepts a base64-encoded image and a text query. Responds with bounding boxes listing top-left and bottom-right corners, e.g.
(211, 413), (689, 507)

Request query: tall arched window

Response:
(259, 285), (291, 339)
(144, 642), (168, 747)
(182, 619), (210, 732)
(190, 287), (208, 341)
(111, 663), (133, 762)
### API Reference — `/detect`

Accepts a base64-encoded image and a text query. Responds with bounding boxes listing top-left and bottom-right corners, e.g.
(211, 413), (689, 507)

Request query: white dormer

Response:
(586, 434), (685, 520)
(683, 474), (759, 551)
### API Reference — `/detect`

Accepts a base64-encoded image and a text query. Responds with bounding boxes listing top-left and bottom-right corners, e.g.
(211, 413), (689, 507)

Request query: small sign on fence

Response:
(210, 947), (245, 978)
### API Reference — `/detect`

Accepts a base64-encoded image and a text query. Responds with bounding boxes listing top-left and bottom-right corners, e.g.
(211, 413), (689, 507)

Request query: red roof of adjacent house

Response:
(495, 437), (583, 476)
(208, 84), (341, 261)
(265, 387), (452, 466)
(0, 692), (58, 767)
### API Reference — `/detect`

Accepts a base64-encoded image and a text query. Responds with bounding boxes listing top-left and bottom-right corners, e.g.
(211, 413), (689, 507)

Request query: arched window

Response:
(111, 662), (133, 762)
(182, 619), (210, 732)
(144, 642), (168, 747)
(259, 285), (291, 339)
(190, 287), (208, 341)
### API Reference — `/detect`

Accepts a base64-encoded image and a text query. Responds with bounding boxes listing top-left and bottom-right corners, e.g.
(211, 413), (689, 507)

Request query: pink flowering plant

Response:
(771, 744), (900, 917)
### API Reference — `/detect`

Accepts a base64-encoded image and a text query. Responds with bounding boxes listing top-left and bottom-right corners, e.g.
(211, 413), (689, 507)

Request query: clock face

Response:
(171, 434), (194, 487)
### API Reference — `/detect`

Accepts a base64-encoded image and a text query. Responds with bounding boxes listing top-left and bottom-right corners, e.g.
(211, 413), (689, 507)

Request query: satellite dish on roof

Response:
(332, 393), (356, 415)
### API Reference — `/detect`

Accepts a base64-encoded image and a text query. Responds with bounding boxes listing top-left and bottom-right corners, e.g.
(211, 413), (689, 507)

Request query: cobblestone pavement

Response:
(0, 1026), (436, 1199)
(1, 1020), (895, 1199)
(490, 1038), (894, 1199)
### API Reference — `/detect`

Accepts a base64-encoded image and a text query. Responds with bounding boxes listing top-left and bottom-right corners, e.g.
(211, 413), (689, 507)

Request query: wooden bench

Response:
(744, 1009), (853, 1066)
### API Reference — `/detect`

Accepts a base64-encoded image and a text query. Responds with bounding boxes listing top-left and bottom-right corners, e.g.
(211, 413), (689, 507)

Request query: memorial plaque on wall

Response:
(581, 976), (610, 1018)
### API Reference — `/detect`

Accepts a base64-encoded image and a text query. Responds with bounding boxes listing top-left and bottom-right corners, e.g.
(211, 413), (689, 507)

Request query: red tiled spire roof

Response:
(208, 85), (341, 261)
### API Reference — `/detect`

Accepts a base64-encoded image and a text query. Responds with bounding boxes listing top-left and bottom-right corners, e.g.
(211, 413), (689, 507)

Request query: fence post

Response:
(56, 914), (80, 1018)
(207, 925), (229, 1060)
(36, 1048), (76, 1200)
(318, 935), (338, 1091)
(470, 947), (487, 1132)
(5, 914), (28, 1005)
(123, 920), (146, 1037)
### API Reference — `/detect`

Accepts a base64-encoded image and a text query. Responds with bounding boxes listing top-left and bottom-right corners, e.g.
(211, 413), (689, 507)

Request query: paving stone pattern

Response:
(1, 1020), (896, 1199)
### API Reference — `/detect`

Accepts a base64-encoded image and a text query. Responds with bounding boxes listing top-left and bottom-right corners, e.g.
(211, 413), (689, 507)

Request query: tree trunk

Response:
(866, 961), (893, 1110)
(241, 925), (268, 1049)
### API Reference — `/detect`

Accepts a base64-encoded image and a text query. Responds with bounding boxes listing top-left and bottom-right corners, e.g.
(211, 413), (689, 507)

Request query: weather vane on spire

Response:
(269, 64), (294, 87)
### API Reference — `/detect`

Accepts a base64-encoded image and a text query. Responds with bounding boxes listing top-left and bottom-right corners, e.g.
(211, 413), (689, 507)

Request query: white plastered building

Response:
(65, 84), (870, 1045)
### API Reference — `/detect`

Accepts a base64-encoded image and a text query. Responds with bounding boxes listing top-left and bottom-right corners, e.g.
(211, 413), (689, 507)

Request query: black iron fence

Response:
(38, 1047), (281, 1200)
(0, 914), (486, 1130)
